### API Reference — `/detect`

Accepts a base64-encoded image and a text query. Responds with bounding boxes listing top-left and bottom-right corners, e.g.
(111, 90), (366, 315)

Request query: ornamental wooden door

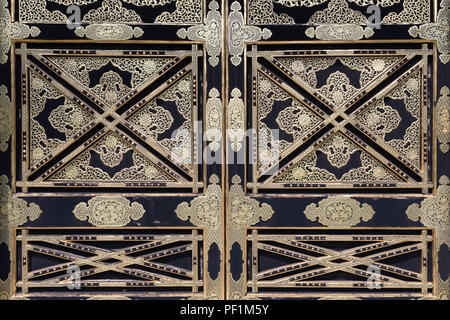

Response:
(0, 0), (448, 300)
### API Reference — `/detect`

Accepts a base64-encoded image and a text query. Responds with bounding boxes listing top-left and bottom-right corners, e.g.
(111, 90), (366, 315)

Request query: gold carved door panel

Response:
(0, 0), (448, 300)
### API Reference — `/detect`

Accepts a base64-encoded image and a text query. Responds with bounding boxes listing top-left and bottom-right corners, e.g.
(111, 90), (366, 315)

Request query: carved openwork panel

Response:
(246, 43), (435, 194)
(13, 42), (204, 192)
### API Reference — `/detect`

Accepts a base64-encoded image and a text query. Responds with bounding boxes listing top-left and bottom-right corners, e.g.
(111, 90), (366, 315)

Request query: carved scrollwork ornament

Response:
(18, 0), (202, 24)
(177, 0), (222, 67)
(0, 176), (10, 299)
(437, 86), (450, 154)
(1, 0), (40, 64)
(75, 24), (144, 40)
(409, 0), (450, 64)
(206, 88), (223, 152)
(227, 175), (273, 299)
(305, 25), (374, 41)
(175, 174), (222, 229)
(228, 1), (272, 66)
(304, 196), (375, 227)
(227, 88), (245, 152)
(0, 175), (11, 245)
(0, 85), (11, 152)
(406, 176), (449, 247)
(247, 0), (294, 25)
(406, 175), (449, 299)
(73, 196), (146, 227)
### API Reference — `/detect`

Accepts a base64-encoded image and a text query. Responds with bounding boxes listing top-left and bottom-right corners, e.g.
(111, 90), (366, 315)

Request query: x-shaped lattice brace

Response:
(17, 234), (202, 293)
(15, 43), (204, 191)
(250, 234), (433, 293)
(247, 44), (434, 193)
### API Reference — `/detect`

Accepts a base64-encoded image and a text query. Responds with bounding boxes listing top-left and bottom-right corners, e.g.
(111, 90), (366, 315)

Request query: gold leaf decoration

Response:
(406, 176), (449, 244)
(0, 174), (11, 299)
(73, 196), (145, 227)
(205, 88), (223, 152)
(155, 0), (203, 24)
(229, 175), (274, 227)
(9, 198), (42, 228)
(227, 175), (273, 299)
(175, 174), (221, 229)
(75, 24), (144, 40)
(175, 174), (223, 299)
(228, 1), (271, 66)
(177, 0), (222, 67)
(408, 0), (450, 64)
(406, 175), (449, 300)
(304, 196), (375, 227)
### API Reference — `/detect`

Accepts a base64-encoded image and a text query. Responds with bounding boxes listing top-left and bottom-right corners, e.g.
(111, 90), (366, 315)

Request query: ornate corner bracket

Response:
(0, 0), (40, 64)
(177, 0), (222, 67)
(175, 174), (223, 299)
(304, 196), (375, 228)
(0, 175), (11, 299)
(408, 0), (450, 64)
(406, 175), (449, 299)
(10, 198), (42, 228)
(227, 175), (274, 299)
(0, 175), (11, 244)
(303, 0), (373, 41)
(176, 174), (222, 230)
(228, 1), (272, 66)
(75, 24), (144, 40)
(73, 196), (146, 227)
(437, 86), (450, 154)
(205, 88), (222, 152)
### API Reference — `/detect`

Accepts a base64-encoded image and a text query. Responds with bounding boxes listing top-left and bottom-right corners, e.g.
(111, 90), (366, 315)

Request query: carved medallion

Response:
(73, 196), (146, 227)
(304, 196), (375, 227)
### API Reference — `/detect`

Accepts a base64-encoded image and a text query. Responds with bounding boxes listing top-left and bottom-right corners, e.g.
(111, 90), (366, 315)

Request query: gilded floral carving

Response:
(175, 174), (222, 229)
(0, 85), (11, 152)
(227, 88), (245, 152)
(73, 196), (146, 227)
(1, 0), (40, 64)
(177, 0), (222, 67)
(229, 175), (273, 227)
(9, 198), (42, 228)
(304, 196), (375, 227)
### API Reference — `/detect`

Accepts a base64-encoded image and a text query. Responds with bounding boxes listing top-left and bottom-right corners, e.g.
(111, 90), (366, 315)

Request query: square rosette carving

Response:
(13, 41), (205, 192)
(246, 42), (436, 194)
